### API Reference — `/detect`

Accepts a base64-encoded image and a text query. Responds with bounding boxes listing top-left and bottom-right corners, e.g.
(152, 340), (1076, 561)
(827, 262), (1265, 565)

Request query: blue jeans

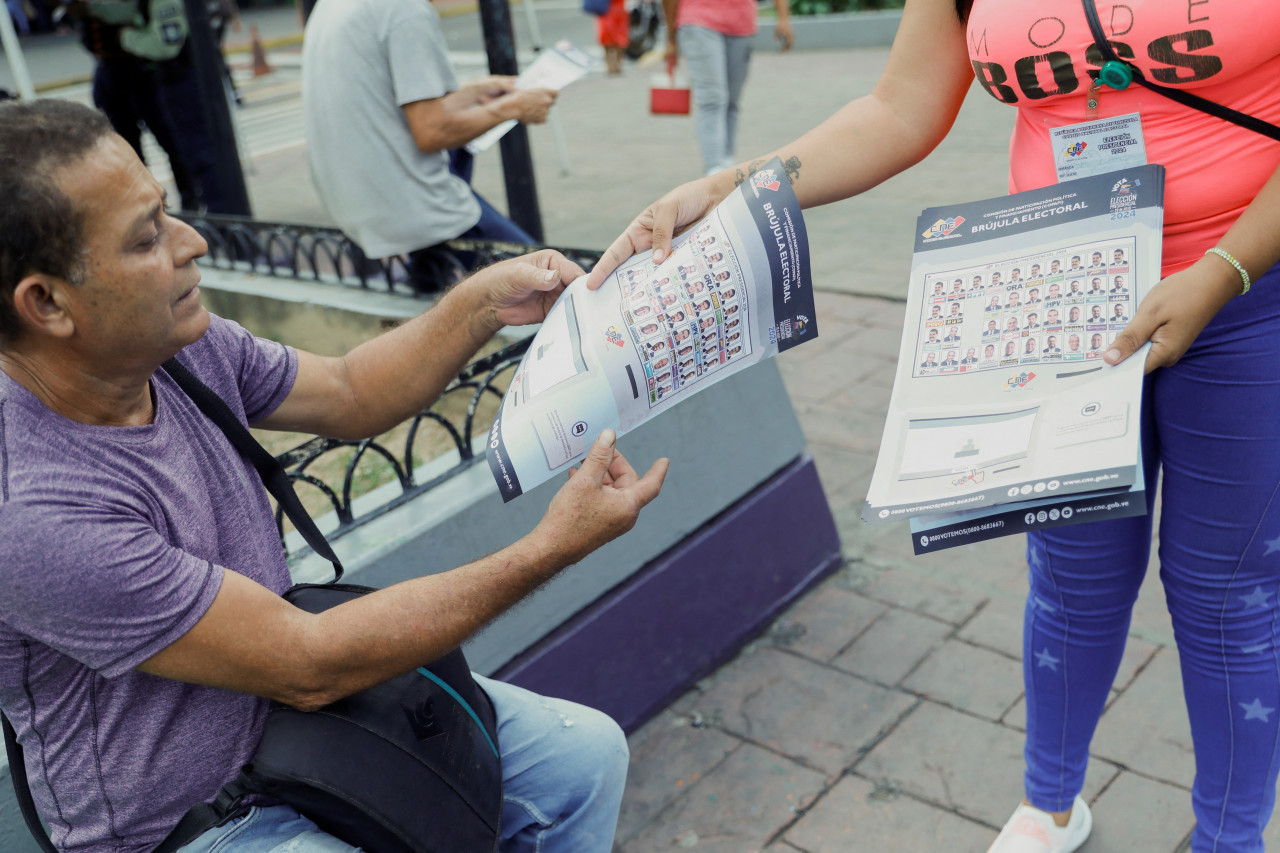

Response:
(178, 676), (629, 853)
(1022, 261), (1280, 852)
(677, 25), (753, 175)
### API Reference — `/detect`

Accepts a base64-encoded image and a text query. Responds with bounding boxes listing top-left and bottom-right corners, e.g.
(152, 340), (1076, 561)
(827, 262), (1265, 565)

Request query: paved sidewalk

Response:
(14, 19), (1243, 848)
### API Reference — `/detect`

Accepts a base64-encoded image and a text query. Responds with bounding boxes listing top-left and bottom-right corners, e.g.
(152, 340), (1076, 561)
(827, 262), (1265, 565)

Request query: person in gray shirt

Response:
(303, 0), (556, 292)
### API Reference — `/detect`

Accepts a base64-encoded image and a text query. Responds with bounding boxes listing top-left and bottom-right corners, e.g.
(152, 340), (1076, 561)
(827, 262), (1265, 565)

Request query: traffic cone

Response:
(250, 25), (272, 77)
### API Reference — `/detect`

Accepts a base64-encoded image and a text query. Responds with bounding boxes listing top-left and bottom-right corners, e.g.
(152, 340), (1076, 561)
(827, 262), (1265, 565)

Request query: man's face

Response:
(1049, 285), (1060, 298)
(50, 135), (209, 367)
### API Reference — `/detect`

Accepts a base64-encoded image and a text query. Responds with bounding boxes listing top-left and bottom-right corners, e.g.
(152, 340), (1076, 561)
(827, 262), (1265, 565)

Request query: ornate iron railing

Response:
(270, 335), (531, 555)
(175, 214), (601, 554)
(179, 212), (603, 297)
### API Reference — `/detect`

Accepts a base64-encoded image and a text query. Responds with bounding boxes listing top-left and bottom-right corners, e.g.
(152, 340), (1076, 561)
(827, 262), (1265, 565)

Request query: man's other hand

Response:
(468, 249), (584, 330)
(533, 429), (669, 565)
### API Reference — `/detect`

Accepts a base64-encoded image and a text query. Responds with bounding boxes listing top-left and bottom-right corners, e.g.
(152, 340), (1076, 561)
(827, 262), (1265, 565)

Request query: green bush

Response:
(788, 0), (904, 15)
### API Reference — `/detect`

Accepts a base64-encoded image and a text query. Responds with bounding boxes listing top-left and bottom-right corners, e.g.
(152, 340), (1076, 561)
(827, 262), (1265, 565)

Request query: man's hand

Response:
(585, 177), (725, 289)
(1104, 257), (1240, 373)
(461, 75), (519, 105)
(466, 249), (586, 331)
(531, 429), (669, 566)
(489, 88), (558, 125)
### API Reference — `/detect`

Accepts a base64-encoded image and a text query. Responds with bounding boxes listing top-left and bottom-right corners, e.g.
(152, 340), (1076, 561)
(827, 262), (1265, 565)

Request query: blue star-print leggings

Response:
(1024, 260), (1280, 853)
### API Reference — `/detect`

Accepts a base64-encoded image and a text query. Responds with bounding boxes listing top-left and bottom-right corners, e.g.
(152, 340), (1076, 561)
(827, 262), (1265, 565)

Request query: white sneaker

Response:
(987, 796), (1092, 853)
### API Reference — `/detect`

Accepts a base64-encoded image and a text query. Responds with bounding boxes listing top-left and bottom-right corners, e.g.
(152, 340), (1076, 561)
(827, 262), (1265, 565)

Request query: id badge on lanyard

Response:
(1050, 113), (1148, 182)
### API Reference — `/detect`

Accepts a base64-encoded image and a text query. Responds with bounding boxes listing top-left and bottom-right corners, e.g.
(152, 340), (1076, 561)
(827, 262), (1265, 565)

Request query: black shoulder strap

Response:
(1082, 0), (1280, 142)
(3, 356), (345, 853)
(161, 356), (344, 583)
(3, 714), (56, 853)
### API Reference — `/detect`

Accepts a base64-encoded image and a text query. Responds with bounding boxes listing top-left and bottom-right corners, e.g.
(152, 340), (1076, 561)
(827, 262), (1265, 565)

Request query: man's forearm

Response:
(139, 528), (569, 711)
(332, 276), (500, 437)
(408, 92), (518, 154)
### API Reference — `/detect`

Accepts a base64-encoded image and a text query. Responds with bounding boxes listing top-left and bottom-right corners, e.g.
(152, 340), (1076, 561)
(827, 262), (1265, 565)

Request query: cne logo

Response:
(1063, 141), (1087, 158)
(1002, 371), (1036, 391)
(604, 326), (625, 347)
(753, 169), (781, 191)
(922, 216), (965, 238)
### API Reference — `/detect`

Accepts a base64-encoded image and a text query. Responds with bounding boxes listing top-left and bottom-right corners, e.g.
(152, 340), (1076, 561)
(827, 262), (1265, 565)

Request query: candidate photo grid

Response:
(914, 237), (1137, 378)
(625, 219), (751, 407)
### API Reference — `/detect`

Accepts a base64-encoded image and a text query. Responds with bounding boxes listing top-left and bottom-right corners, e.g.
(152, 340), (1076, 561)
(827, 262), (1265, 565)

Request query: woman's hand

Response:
(586, 177), (727, 289)
(1104, 256), (1242, 373)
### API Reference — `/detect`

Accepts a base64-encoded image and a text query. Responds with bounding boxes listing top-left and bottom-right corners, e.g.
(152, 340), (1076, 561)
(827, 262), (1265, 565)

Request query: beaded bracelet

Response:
(1205, 247), (1251, 295)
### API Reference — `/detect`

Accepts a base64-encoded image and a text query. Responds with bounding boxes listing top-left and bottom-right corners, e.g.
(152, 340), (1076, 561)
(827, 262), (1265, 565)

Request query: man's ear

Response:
(10, 274), (77, 339)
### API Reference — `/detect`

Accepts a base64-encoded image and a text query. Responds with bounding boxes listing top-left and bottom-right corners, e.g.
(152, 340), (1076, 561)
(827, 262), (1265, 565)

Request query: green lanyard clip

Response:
(1098, 60), (1134, 90)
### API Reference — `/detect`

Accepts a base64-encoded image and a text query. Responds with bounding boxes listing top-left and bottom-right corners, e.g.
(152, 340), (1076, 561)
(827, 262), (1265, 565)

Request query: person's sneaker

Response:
(987, 796), (1092, 853)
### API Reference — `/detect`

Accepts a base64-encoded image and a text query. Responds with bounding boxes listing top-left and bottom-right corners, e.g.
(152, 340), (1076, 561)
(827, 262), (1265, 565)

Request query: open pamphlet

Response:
(466, 41), (596, 155)
(487, 158), (818, 500)
(863, 165), (1166, 552)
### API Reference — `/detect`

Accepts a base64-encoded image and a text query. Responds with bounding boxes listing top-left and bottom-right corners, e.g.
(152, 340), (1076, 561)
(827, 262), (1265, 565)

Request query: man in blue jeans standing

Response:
(302, 0), (557, 293)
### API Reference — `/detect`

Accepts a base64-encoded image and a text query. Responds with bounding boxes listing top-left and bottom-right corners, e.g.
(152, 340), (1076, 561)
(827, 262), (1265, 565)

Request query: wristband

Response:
(1205, 247), (1251, 295)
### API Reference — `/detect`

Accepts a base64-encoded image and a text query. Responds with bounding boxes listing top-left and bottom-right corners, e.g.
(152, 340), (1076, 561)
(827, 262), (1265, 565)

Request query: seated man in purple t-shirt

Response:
(0, 100), (667, 853)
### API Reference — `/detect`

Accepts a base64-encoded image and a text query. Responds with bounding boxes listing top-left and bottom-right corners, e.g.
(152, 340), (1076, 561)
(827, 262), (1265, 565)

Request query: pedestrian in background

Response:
(597, 0), (628, 75)
(663, 0), (793, 176)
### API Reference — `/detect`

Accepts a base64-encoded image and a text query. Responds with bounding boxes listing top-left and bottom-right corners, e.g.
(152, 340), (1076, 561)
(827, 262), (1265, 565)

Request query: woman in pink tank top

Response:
(598, 2), (1280, 851)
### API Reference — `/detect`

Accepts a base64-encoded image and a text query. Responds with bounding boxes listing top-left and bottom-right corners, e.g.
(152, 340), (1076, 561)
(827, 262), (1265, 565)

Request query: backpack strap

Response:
(1081, 0), (1280, 142)
(160, 357), (344, 582)
(3, 357), (344, 853)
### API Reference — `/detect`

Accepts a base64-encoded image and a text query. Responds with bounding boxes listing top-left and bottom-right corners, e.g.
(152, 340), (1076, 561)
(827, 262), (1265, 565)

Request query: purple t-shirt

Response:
(0, 315), (298, 853)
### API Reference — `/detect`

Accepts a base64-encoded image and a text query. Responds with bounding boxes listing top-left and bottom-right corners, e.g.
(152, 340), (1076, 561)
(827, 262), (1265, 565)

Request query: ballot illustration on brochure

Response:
(863, 165), (1166, 552)
(487, 157), (818, 501)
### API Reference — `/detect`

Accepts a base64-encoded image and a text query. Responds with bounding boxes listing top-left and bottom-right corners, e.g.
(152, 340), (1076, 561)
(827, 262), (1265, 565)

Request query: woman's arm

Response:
(589, 0), (975, 285)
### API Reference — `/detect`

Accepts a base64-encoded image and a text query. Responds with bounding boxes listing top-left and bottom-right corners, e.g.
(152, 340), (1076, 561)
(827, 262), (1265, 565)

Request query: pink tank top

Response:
(677, 0), (757, 38)
(966, 0), (1280, 273)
